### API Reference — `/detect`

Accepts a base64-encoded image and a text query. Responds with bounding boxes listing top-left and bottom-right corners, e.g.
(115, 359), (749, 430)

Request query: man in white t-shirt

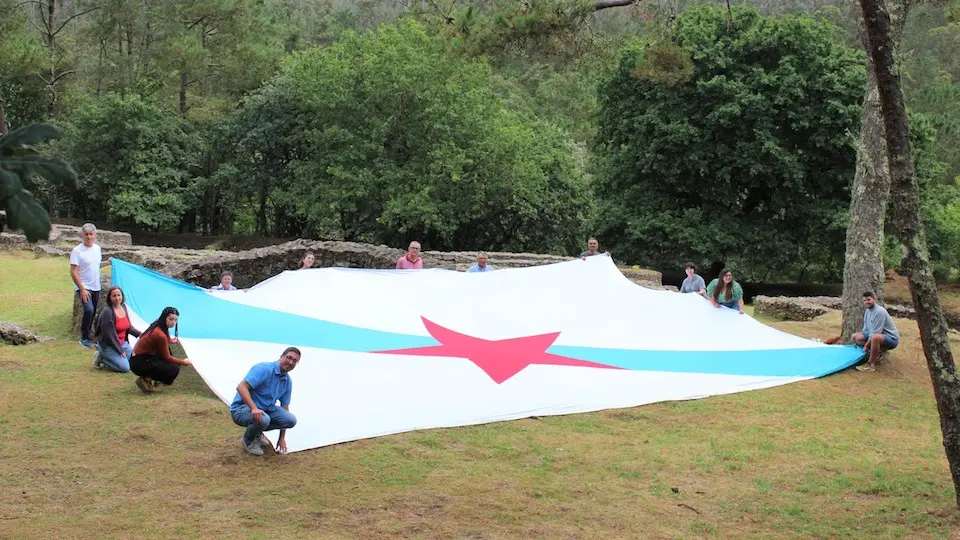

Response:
(70, 223), (111, 348)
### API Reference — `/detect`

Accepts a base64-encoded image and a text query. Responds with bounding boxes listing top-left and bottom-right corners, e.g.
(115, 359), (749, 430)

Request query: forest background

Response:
(2, 0), (959, 284)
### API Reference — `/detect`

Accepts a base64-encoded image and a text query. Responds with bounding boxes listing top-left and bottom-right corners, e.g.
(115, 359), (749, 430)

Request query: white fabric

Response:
(114, 256), (859, 453)
(69, 243), (102, 290)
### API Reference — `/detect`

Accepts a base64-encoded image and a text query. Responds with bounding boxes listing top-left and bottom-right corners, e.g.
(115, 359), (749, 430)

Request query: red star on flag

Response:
(375, 317), (621, 384)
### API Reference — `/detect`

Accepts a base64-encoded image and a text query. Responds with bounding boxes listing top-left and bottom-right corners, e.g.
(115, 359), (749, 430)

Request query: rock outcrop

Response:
(0, 225), (672, 337)
(1, 223), (132, 247)
(166, 240), (665, 289)
(753, 296), (832, 321)
(0, 321), (53, 345)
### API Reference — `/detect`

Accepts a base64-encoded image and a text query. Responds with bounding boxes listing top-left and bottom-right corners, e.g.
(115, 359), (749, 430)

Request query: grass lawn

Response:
(3, 250), (960, 538)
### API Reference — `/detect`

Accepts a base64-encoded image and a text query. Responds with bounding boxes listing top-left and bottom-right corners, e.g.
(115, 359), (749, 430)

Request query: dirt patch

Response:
(0, 360), (25, 370)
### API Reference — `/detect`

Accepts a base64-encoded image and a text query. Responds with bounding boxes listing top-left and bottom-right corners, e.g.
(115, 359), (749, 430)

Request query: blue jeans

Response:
(719, 300), (739, 310)
(77, 290), (101, 340)
(230, 404), (297, 444)
(97, 342), (132, 372)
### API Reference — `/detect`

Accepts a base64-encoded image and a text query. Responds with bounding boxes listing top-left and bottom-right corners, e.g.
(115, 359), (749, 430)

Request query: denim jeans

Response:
(77, 289), (101, 340)
(719, 300), (739, 310)
(864, 332), (899, 350)
(230, 404), (297, 444)
(97, 342), (132, 372)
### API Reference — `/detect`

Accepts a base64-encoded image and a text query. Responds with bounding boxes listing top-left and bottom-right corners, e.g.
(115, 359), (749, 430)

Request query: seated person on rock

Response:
(467, 252), (493, 272)
(852, 291), (899, 372)
(396, 241), (423, 269)
(679, 263), (706, 296)
(130, 306), (191, 393)
(94, 286), (141, 372)
(230, 347), (300, 456)
(211, 271), (237, 291)
(706, 268), (745, 314)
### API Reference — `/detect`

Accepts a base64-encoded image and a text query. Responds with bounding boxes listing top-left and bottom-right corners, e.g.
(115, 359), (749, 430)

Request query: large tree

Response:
(218, 20), (593, 251)
(860, 0), (960, 505)
(592, 5), (864, 279)
(840, 0), (912, 340)
(59, 93), (194, 230)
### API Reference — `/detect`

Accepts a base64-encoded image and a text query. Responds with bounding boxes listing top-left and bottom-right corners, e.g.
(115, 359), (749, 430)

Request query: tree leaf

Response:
(0, 124), (64, 152)
(2, 189), (52, 242)
(0, 168), (23, 199)
(0, 155), (79, 188)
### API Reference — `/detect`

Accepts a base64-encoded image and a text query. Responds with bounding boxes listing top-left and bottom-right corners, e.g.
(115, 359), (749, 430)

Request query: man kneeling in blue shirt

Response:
(230, 347), (300, 455)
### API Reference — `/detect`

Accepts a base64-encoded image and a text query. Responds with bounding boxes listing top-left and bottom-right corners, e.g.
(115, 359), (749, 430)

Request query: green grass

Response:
(2, 250), (960, 538)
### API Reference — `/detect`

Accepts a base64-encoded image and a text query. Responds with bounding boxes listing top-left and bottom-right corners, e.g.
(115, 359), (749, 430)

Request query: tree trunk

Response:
(179, 71), (189, 117)
(860, 0), (960, 507)
(46, 0), (58, 118)
(841, 66), (889, 340)
(840, 0), (909, 341)
(0, 91), (8, 135)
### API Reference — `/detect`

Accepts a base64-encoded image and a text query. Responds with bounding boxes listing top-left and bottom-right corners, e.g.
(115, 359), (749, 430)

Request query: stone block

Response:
(753, 295), (831, 321)
(0, 321), (52, 345)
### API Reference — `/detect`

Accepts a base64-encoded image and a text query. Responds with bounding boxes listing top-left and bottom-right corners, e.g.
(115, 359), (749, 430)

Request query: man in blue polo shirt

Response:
(230, 347), (300, 455)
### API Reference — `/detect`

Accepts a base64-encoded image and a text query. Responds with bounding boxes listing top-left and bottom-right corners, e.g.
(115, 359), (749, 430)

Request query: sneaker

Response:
(243, 436), (264, 456)
(259, 434), (273, 453)
(79, 339), (94, 349)
(856, 363), (876, 372)
(135, 376), (156, 393)
(93, 349), (102, 370)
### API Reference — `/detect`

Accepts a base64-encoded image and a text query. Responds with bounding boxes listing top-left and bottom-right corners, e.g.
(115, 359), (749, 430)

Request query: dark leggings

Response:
(130, 353), (180, 385)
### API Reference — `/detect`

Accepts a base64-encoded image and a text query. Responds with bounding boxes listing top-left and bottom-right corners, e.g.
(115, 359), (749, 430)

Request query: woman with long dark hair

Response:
(93, 286), (141, 372)
(130, 306), (191, 393)
(706, 268), (745, 314)
(299, 251), (315, 270)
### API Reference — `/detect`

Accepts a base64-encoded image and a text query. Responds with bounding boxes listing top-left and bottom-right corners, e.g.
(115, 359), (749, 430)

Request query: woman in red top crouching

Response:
(94, 287), (141, 372)
(131, 306), (191, 393)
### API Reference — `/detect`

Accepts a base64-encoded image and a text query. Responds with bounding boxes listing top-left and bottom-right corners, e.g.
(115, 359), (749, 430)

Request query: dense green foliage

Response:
(592, 6), (865, 281)
(1, 0), (959, 280)
(218, 21), (591, 252)
(62, 94), (194, 230)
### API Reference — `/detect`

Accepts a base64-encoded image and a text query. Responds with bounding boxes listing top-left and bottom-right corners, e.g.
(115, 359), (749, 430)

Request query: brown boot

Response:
(135, 376), (156, 393)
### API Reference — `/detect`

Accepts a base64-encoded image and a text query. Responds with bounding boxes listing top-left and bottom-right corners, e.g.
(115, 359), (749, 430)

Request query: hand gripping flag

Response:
(111, 257), (862, 453)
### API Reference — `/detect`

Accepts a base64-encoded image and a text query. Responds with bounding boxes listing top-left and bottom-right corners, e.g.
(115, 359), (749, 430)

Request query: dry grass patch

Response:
(2, 252), (960, 537)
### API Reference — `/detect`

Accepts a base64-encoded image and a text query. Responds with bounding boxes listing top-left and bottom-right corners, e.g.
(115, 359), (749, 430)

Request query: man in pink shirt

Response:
(396, 241), (424, 269)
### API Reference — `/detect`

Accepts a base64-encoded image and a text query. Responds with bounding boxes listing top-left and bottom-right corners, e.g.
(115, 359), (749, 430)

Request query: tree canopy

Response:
(592, 5), (866, 281)
(218, 20), (592, 252)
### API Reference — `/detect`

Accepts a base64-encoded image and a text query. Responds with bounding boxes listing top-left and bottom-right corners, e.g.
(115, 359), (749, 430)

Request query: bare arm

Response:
(70, 264), (89, 302)
(236, 381), (260, 412)
(277, 405), (291, 453)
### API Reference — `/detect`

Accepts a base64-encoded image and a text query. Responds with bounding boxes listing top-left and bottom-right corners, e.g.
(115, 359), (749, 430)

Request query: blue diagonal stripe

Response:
(111, 259), (863, 378)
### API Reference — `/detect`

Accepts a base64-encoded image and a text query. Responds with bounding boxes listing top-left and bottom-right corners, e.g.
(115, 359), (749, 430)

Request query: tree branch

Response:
(52, 6), (101, 38)
(13, 0), (44, 9)
(426, 0), (454, 24)
(50, 69), (76, 84)
(594, 0), (635, 10)
(187, 15), (207, 30)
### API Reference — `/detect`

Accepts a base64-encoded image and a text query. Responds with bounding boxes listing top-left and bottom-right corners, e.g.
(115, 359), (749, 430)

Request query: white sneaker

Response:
(93, 349), (102, 369)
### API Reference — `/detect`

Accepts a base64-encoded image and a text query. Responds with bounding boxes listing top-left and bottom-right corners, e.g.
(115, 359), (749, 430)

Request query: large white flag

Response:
(112, 257), (861, 453)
